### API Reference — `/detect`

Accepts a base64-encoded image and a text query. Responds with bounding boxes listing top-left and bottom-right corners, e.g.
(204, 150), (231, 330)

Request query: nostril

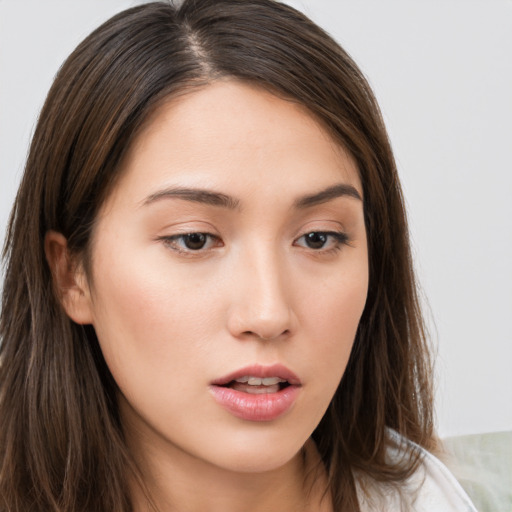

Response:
(242, 329), (290, 341)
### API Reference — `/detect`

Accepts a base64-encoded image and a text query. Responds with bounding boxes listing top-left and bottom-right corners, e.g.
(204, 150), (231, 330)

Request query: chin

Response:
(202, 427), (309, 474)
(217, 451), (303, 474)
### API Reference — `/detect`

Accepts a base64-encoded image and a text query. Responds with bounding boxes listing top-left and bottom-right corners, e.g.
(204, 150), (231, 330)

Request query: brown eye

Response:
(294, 231), (349, 251)
(304, 232), (328, 249)
(183, 233), (208, 250)
(161, 232), (221, 254)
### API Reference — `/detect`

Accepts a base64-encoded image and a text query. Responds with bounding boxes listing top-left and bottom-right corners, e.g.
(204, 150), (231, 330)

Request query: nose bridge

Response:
(228, 239), (293, 340)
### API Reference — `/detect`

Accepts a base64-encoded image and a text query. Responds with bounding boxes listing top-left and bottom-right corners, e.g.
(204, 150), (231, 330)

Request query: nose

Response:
(226, 246), (295, 341)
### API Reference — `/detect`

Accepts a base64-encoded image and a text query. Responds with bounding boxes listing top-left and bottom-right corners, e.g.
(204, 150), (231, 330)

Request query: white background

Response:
(0, 0), (511, 438)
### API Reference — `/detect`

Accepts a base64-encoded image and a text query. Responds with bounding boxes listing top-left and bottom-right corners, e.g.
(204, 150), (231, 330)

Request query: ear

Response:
(44, 230), (94, 325)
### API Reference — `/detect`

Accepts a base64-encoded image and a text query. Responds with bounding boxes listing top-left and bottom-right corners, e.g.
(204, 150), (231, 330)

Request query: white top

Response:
(357, 432), (479, 512)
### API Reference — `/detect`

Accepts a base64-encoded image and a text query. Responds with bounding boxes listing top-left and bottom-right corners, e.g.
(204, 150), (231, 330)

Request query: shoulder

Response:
(405, 445), (479, 512)
(357, 430), (478, 512)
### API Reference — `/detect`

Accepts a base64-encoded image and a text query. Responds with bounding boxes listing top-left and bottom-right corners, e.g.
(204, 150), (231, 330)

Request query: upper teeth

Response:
(235, 376), (286, 386)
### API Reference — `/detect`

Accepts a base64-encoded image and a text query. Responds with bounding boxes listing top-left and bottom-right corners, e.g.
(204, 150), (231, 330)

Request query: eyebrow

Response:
(294, 183), (362, 208)
(142, 187), (240, 209)
(142, 183), (362, 210)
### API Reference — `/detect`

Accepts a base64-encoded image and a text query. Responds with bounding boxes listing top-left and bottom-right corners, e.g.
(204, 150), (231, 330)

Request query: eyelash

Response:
(159, 230), (349, 256)
(293, 231), (349, 254)
(159, 233), (222, 255)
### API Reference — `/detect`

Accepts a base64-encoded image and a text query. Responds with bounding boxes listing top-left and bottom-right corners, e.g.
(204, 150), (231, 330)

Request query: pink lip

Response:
(211, 364), (301, 386)
(209, 364), (302, 422)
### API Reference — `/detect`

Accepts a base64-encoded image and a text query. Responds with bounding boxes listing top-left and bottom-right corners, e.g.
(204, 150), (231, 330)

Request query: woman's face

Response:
(81, 81), (368, 473)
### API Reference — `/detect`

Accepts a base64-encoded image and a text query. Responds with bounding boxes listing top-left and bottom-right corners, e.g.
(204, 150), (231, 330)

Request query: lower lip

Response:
(209, 385), (300, 422)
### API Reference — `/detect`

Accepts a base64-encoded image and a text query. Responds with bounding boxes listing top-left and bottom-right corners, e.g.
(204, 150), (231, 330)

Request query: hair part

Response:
(1, 1), (436, 510)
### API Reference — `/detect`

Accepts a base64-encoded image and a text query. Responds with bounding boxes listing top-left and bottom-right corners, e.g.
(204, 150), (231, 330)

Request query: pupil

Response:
(306, 232), (327, 249)
(184, 233), (207, 250)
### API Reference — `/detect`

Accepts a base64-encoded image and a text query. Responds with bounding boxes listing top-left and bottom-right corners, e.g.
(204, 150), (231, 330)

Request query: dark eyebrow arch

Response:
(294, 184), (362, 208)
(142, 187), (240, 209)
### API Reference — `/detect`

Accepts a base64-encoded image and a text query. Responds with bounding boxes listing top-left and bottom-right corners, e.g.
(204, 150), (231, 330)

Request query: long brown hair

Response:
(0, 1), (436, 510)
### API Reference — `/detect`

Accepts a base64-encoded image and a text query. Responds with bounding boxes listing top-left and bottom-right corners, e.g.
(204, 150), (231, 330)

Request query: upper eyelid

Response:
(295, 229), (348, 239)
(294, 230), (349, 244)
(164, 232), (220, 244)
(160, 229), (349, 240)
(158, 228), (350, 250)
(158, 233), (222, 255)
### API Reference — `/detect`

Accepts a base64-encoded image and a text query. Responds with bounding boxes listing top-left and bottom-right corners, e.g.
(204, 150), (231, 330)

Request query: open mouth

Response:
(221, 376), (291, 394)
(209, 364), (301, 421)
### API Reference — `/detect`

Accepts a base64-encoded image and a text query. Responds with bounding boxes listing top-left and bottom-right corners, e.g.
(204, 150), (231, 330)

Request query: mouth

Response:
(209, 364), (301, 422)
(221, 375), (291, 395)
(211, 363), (301, 387)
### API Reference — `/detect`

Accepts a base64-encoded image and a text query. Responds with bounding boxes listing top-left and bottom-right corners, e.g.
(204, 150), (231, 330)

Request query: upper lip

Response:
(211, 364), (302, 386)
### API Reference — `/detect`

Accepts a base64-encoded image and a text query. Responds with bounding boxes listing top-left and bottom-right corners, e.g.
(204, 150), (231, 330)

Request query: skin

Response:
(47, 80), (368, 511)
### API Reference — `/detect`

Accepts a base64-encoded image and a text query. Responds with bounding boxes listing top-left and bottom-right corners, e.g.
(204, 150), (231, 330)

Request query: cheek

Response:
(307, 252), (368, 333)
(300, 257), (368, 386)
(87, 246), (221, 394)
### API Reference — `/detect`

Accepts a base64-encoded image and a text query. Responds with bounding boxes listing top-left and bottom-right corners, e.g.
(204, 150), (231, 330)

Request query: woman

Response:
(0, 1), (477, 511)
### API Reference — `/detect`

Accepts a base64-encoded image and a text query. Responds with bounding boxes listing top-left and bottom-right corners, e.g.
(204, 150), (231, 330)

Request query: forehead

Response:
(109, 80), (362, 208)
